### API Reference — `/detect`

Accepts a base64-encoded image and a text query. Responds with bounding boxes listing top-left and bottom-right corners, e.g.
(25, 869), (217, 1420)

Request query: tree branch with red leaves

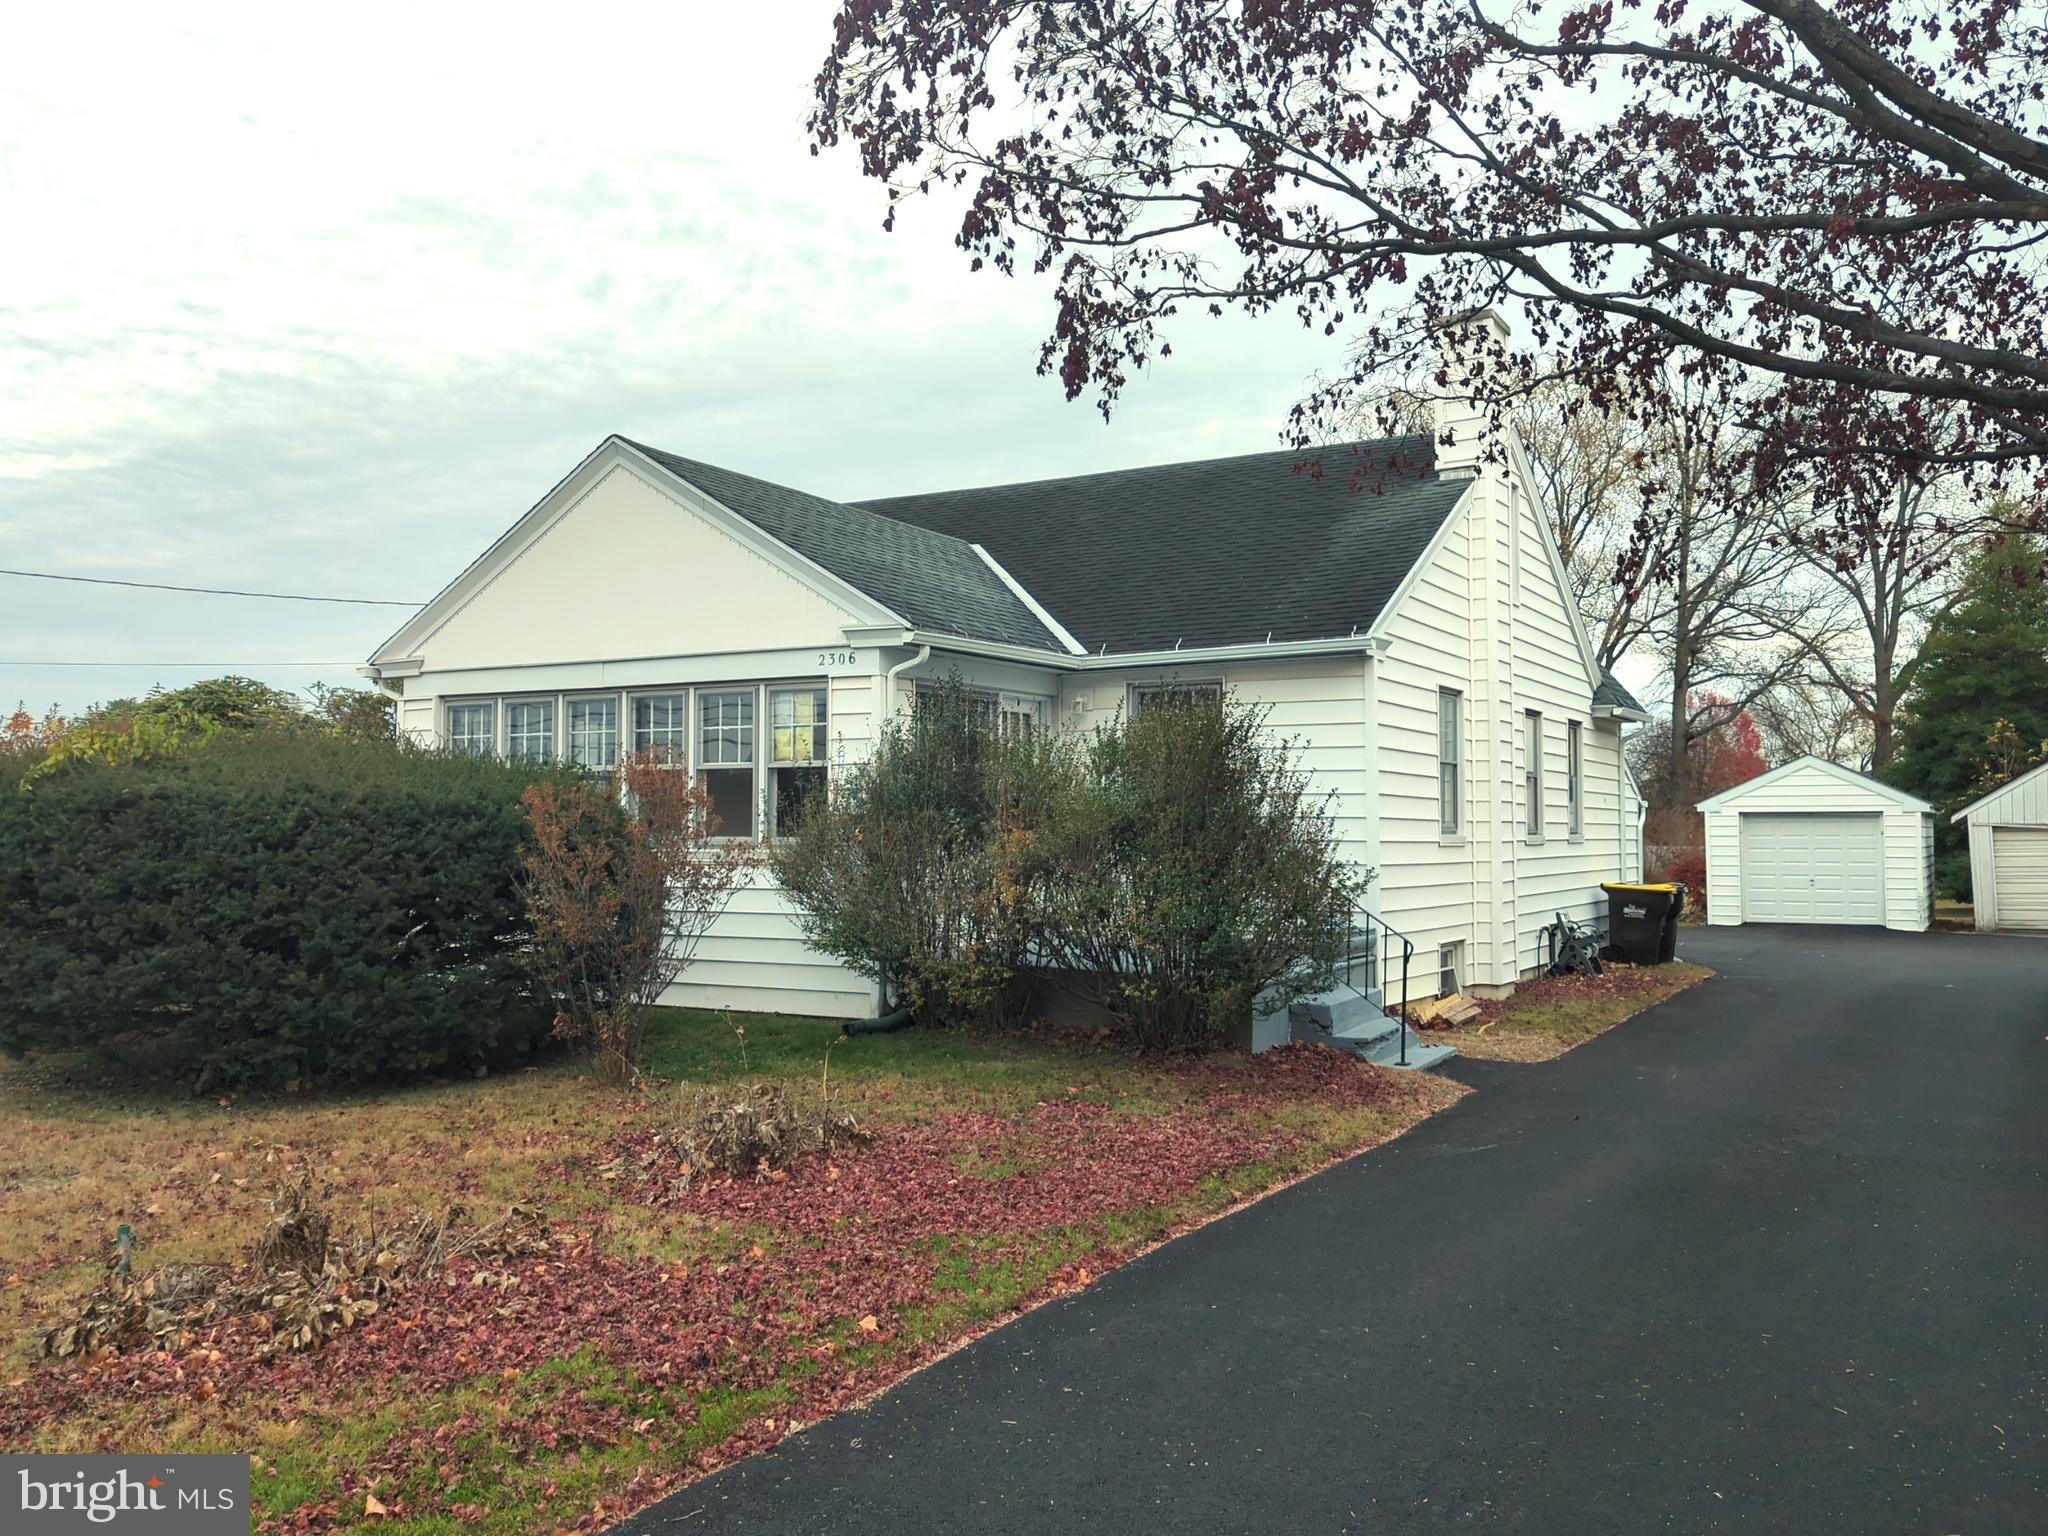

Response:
(812, 0), (2048, 517)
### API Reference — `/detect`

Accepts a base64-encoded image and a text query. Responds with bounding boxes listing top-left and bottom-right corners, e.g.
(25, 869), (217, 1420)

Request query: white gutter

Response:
(889, 628), (1387, 672)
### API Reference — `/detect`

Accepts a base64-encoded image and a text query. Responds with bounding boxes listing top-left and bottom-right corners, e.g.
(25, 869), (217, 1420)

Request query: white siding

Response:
(1361, 445), (1636, 994)
(1701, 760), (1930, 931)
(1061, 655), (1372, 877)
(1369, 494), (1480, 989)
(1957, 761), (2048, 929)
(660, 872), (876, 1019)
(1504, 479), (1623, 975)
(412, 464), (861, 673)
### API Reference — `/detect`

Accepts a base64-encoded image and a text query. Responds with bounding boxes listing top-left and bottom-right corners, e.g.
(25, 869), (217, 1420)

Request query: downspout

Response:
(884, 643), (931, 718)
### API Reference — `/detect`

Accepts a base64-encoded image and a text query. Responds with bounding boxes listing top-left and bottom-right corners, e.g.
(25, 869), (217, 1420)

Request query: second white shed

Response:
(1697, 756), (1933, 931)
(1950, 759), (2048, 932)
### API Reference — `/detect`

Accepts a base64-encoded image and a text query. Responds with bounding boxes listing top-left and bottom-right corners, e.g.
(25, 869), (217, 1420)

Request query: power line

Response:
(0, 660), (357, 668)
(0, 567), (422, 607)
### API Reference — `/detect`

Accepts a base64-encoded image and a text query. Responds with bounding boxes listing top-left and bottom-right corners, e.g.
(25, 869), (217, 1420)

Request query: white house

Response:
(1696, 756), (1934, 931)
(1950, 760), (2048, 931)
(364, 313), (1647, 1022)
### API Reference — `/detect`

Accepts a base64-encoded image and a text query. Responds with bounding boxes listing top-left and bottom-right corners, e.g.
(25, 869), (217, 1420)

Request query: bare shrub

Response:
(660, 1080), (875, 1182)
(39, 1168), (548, 1362)
(521, 751), (751, 1082)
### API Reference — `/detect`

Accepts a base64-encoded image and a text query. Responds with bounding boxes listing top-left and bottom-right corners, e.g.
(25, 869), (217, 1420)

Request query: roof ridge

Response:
(852, 433), (1436, 508)
(615, 433), (968, 535)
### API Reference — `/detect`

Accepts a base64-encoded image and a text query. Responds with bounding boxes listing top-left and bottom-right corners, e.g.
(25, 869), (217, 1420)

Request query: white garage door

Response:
(1739, 813), (1886, 924)
(1991, 827), (2048, 929)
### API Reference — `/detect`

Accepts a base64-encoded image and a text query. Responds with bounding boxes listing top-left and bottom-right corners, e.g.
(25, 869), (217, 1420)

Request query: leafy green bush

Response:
(0, 733), (573, 1090)
(773, 676), (1079, 1028)
(776, 684), (1356, 1049)
(1043, 697), (1360, 1050)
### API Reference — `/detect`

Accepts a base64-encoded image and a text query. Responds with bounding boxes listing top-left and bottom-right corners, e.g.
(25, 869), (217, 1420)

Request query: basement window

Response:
(1439, 940), (1466, 998)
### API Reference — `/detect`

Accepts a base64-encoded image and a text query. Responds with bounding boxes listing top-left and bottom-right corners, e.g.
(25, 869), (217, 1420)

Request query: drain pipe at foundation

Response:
(841, 644), (932, 1039)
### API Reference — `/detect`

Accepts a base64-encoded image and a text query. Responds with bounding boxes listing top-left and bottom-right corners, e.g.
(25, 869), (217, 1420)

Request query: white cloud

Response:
(0, 1), (1337, 711)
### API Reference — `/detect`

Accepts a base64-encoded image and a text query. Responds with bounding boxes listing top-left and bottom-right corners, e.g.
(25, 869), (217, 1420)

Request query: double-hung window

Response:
(632, 693), (689, 765)
(447, 701), (495, 756)
(1525, 710), (1544, 839)
(506, 699), (556, 762)
(1438, 689), (1463, 836)
(698, 689), (756, 838)
(768, 685), (829, 836)
(567, 696), (620, 771)
(1567, 720), (1583, 838)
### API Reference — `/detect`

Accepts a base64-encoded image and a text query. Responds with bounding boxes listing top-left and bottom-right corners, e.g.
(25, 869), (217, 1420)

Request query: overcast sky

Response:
(1, 3), (1637, 716)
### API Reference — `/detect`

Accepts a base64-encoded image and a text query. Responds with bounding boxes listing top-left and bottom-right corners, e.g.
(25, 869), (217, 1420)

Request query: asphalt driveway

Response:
(617, 926), (2046, 1535)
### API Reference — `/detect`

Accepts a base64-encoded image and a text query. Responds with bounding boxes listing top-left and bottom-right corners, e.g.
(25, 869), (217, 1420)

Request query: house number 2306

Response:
(816, 651), (858, 667)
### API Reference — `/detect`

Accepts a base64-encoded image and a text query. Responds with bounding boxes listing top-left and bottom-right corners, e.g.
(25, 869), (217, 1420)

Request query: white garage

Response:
(1699, 756), (1934, 931)
(1951, 759), (2048, 932)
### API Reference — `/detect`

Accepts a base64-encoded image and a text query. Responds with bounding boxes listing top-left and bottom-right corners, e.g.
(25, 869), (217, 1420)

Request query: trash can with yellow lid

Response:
(1602, 882), (1686, 964)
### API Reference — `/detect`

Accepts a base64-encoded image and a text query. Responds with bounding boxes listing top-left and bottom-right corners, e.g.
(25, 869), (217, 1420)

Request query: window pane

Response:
(1438, 691), (1461, 833)
(769, 687), (828, 764)
(1133, 682), (1222, 716)
(702, 767), (755, 837)
(771, 764), (828, 836)
(506, 699), (555, 761)
(700, 690), (754, 765)
(1568, 721), (1583, 834)
(633, 693), (688, 764)
(447, 702), (494, 755)
(568, 696), (619, 769)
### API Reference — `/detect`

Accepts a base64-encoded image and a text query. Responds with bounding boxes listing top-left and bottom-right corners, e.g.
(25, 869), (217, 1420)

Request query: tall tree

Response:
(1778, 476), (1984, 770)
(1508, 376), (1662, 670)
(813, 1), (2048, 509)
(1616, 374), (1820, 802)
(1889, 535), (2048, 810)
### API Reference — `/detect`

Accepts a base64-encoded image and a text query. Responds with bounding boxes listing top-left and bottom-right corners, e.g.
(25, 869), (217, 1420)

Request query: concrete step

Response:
(1328, 1014), (1402, 1049)
(1288, 988), (1381, 1036)
(1356, 1026), (1458, 1071)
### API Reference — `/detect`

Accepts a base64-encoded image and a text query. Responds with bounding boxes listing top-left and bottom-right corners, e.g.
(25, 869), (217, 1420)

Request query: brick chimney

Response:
(1430, 307), (1511, 479)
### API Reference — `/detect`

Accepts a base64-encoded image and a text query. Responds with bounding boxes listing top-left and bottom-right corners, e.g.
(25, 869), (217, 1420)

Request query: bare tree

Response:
(1622, 374), (1825, 803)
(1771, 473), (1989, 771)
(1750, 677), (1877, 770)
(1507, 376), (1664, 670)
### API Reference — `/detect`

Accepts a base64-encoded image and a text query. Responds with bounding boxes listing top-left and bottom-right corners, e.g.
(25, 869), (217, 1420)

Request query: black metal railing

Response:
(1335, 902), (1416, 1066)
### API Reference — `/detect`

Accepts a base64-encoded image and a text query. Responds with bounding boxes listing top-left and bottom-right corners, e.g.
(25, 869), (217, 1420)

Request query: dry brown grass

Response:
(1430, 962), (1714, 1062)
(0, 1010), (1464, 1535)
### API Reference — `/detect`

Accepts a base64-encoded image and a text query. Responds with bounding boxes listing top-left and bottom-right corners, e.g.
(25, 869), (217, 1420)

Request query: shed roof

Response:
(1949, 756), (2048, 822)
(1695, 755), (1934, 814)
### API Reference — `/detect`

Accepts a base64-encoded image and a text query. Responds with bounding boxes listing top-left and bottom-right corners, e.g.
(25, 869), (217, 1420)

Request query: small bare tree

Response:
(520, 752), (750, 1082)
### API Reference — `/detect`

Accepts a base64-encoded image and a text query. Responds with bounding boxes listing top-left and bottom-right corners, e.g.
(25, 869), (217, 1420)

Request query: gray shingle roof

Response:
(621, 438), (1067, 653)
(855, 437), (1466, 655)
(1594, 669), (1647, 715)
